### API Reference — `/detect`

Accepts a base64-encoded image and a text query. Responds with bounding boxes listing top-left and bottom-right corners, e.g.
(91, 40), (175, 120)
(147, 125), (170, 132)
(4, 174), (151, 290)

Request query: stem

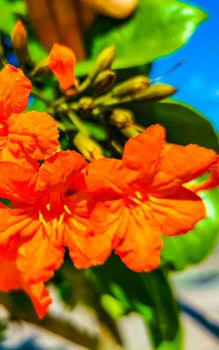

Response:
(77, 77), (91, 94)
(31, 88), (51, 105)
(68, 110), (89, 135)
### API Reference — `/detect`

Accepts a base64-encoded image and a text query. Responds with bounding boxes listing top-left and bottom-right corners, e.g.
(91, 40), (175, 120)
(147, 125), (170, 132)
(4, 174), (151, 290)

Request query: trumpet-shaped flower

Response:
(84, 125), (216, 272)
(0, 151), (93, 317)
(0, 64), (59, 166)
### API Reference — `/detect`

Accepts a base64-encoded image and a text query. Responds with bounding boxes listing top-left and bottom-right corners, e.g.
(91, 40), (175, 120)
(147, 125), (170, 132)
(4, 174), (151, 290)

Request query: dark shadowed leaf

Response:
(129, 100), (219, 150)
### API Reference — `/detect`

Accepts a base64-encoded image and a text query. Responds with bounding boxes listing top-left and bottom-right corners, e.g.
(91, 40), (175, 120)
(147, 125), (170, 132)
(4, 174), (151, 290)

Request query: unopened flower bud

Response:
(78, 97), (95, 112)
(93, 70), (116, 92)
(88, 47), (116, 83)
(110, 109), (134, 129)
(11, 20), (28, 65)
(111, 76), (150, 98)
(134, 84), (177, 101)
(73, 132), (103, 161)
(48, 44), (77, 93)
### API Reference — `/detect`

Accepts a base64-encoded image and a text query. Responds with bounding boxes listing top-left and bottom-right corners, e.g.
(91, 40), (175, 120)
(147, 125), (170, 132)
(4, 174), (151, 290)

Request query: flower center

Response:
(38, 191), (72, 227)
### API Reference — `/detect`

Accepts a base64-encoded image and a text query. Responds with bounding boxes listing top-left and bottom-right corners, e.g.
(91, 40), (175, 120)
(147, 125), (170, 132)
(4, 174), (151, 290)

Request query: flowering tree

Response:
(0, 1), (218, 349)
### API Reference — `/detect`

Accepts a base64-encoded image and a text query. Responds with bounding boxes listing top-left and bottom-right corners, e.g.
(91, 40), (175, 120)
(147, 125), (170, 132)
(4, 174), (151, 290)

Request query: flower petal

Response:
(0, 205), (41, 245)
(0, 249), (51, 319)
(71, 201), (119, 268)
(36, 151), (87, 192)
(0, 259), (21, 291)
(0, 162), (37, 203)
(7, 111), (59, 160)
(17, 227), (64, 284)
(151, 143), (216, 193)
(122, 124), (165, 180)
(148, 187), (206, 236)
(63, 192), (94, 268)
(192, 157), (219, 192)
(24, 282), (52, 319)
(77, 199), (162, 272)
(115, 205), (162, 272)
(85, 158), (137, 200)
(0, 65), (32, 122)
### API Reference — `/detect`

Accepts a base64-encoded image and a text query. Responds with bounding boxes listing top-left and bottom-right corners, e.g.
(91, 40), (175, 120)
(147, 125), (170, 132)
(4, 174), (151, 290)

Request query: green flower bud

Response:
(93, 70), (116, 92)
(88, 47), (116, 82)
(111, 75), (150, 98)
(78, 97), (95, 112)
(73, 132), (103, 161)
(134, 84), (177, 101)
(110, 109), (134, 129)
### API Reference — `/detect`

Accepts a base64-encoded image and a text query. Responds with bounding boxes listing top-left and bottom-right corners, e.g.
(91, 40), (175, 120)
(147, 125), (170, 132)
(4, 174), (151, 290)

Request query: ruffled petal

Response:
(69, 201), (119, 268)
(63, 191), (94, 268)
(7, 111), (59, 160)
(24, 282), (52, 319)
(0, 259), (21, 291)
(0, 162), (37, 203)
(17, 227), (64, 284)
(0, 65), (32, 122)
(148, 187), (206, 236)
(36, 150), (87, 192)
(85, 158), (137, 200)
(0, 246), (51, 319)
(122, 124), (165, 180)
(151, 143), (216, 193)
(0, 206), (41, 245)
(115, 205), (162, 272)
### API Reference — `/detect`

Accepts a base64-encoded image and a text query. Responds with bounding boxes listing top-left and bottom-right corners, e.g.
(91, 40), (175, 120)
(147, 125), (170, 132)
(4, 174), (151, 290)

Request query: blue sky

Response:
(150, 0), (219, 130)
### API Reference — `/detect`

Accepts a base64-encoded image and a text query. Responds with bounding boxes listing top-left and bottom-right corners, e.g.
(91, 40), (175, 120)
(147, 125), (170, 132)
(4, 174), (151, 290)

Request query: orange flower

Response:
(48, 44), (77, 92)
(84, 125), (216, 272)
(0, 64), (59, 166)
(0, 151), (93, 317)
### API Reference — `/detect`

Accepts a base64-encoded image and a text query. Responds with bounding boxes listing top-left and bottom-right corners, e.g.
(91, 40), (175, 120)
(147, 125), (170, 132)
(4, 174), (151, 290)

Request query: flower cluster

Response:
(0, 45), (217, 319)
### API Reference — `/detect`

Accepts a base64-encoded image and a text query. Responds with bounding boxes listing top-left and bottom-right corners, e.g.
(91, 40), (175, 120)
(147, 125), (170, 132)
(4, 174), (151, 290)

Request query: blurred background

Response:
(0, 0), (219, 349)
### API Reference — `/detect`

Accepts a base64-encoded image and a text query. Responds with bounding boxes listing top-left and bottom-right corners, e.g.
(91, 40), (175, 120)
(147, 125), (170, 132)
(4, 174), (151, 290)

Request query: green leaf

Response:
(162, 188), (219, 270)
(129, 100), (219, 151)
(76, 0), (207, 75)
(93, 257), (182, 349)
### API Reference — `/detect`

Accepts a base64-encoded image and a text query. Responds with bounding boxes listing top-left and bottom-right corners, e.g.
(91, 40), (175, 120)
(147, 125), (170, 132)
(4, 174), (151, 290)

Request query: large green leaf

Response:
(76, 0), (207, 76)
(128, 100), (219, 151)
(162, 188), (219, 270)
(93, 257), (182, 349)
